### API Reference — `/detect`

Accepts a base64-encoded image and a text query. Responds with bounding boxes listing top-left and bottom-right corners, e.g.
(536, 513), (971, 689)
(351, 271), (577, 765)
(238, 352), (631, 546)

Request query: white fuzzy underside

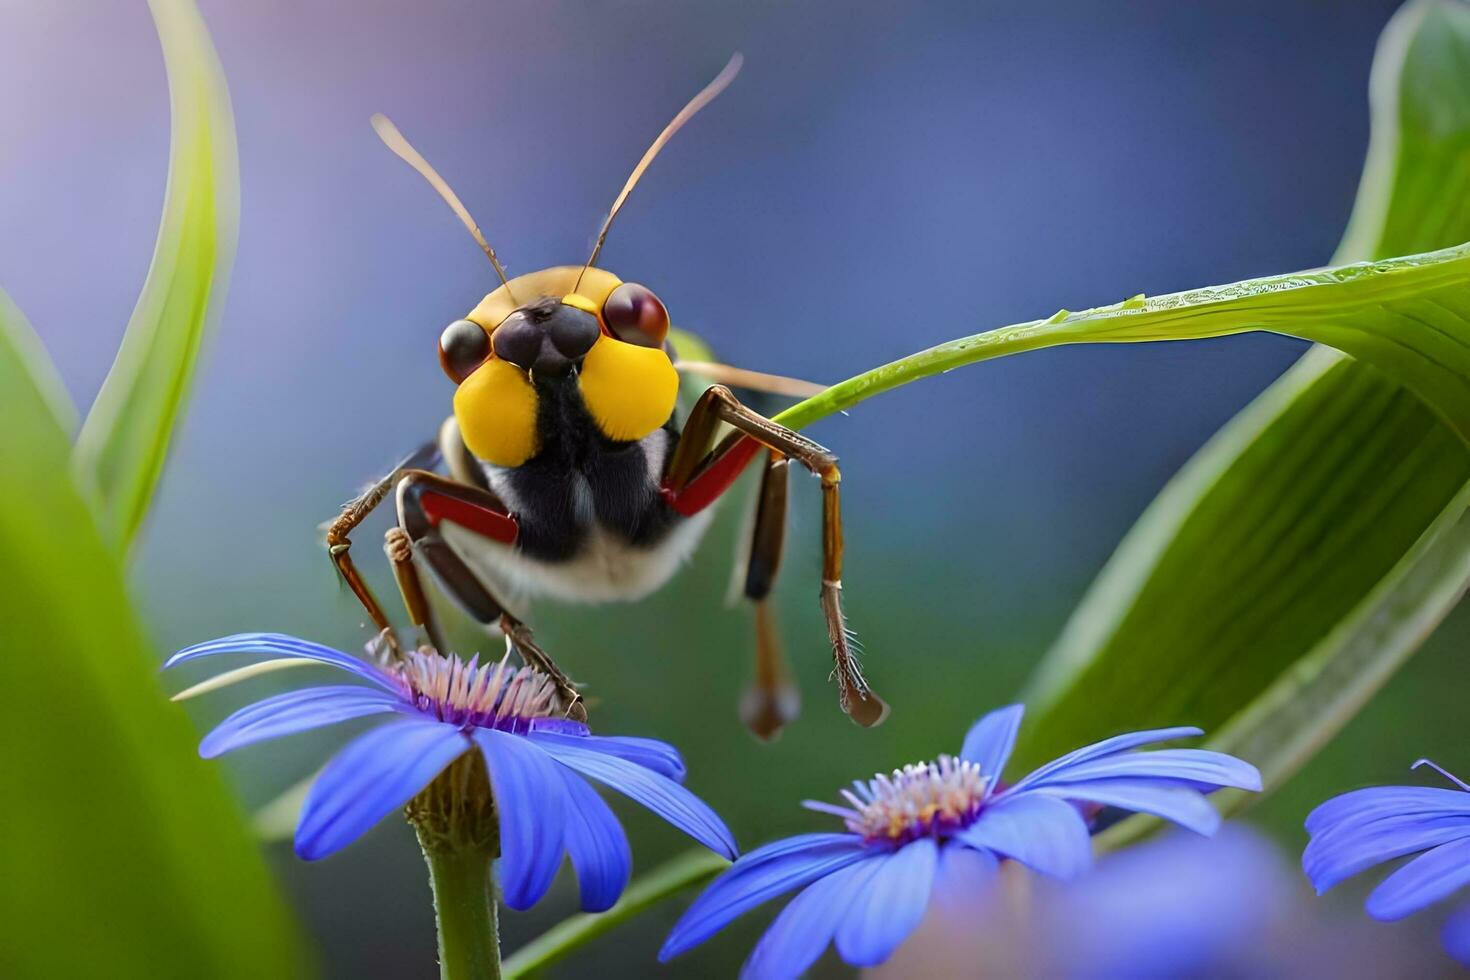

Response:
(439, 506), (715, 607)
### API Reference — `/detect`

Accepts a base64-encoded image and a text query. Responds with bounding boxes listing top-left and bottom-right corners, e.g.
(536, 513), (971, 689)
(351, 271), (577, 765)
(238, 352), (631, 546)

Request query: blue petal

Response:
(1442, 903), (1470, 967)
(1024, 779), (1221, 836)
(661, 834), (871, 960)
(528, 730), (686, 781)
(1306, 786), (1470, 835)
(834, 837), (938, 967)
(957, 794), (1091, 879)
(1012, 726), (1203, 792)
(199, 685), (403, 758)
(959, 704), (1025, 788)
(1024, 749), (1261, 793)
(1305, 812), (1470, 894)
(295, 718), (468, 860)
(533, 737), (735, 858)
(1366, 836), (1470, 921)
(165, 632), (399, 692)
(557, 766), (632, 912)
(526, 717), (591, 736)
(739, 857), (881, 980)
(473, 729), (569, 910)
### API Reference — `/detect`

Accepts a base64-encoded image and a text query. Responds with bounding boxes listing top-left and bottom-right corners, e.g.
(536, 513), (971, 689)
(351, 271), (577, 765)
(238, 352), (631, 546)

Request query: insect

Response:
(327, 56), (886, 738)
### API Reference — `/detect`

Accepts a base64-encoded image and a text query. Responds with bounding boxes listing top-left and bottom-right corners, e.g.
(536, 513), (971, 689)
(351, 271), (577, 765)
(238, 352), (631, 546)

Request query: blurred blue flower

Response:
(166, 633), (736, 911)
(660, 703), (1261, 978)
(1304, 758), (1470, 967)
(877, 825), (1294, 979)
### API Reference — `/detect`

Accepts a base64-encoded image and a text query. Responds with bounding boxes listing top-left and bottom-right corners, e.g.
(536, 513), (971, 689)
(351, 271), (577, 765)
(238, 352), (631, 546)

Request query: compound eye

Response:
(602, 282), (669, 349)
(439, 319), (491, 383)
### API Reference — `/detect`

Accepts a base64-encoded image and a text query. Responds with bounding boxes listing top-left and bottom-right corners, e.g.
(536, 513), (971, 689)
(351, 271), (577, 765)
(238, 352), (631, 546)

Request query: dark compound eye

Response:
(439, 319), (491, 383)
(602, 282), (669, 349)
(491, 311), (543, 370)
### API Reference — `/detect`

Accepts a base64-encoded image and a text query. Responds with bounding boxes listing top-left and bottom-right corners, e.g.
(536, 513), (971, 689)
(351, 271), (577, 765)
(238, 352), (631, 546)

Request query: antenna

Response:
(578, 54), (743, 288)
(371, 113), (516, 298)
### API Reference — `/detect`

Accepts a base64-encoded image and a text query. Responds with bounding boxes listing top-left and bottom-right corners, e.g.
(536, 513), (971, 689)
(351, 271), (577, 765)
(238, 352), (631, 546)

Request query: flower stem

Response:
(420, 833), (501, 980)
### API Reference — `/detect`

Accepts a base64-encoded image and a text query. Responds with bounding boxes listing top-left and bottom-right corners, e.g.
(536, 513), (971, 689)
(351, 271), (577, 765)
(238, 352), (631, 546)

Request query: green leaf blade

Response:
(779, 241), (1470, 447)
(0, 296), (307, 978)
(1018, 349), (1469, 769)
(0, 288), (76, 432)
(72, 0), (240, 549)
(1340, 0), (1470, 262)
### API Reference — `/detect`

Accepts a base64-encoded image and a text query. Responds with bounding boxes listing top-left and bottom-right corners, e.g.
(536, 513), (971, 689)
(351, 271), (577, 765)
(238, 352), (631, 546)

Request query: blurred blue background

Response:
(4, 1), (1465, 975)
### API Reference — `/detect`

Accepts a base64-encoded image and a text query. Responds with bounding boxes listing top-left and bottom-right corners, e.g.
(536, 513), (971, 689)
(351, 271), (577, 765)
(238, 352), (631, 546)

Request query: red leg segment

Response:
(419, 489), (519, 544)
(662, 435), (762, 516)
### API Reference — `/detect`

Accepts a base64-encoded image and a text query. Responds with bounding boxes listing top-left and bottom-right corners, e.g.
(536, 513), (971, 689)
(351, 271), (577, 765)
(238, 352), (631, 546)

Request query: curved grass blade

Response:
(0, 288), (75, 432)
(1014, 0), (1470, 791)
(774, 240), (1470, 446)
(0, 293), (305, 977)
(502, 848), (729, 979)
(1338, 0), (1470, 266)
(72, 0), (240, 549)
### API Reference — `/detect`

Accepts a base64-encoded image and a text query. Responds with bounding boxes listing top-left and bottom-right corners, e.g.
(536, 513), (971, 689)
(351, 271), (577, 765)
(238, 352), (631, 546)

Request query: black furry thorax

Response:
(484, 373), (681, 562)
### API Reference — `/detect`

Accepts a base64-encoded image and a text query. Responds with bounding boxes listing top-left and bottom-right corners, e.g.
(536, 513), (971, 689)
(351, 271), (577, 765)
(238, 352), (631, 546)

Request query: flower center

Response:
(394, 648), (571, 732)
(808, 754), (989, 844)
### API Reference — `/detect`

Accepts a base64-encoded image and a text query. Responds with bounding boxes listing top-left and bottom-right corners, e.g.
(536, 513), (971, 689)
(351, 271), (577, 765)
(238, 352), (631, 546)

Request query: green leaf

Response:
(1010, 0), (1470, 786)
(502, 849), (729, 979)
(776, 240), (1470, 446)
(0, 288), (76, 433)
(1337, 0), (1470, 265)
(72, 0), (240, 549)
(0, 297), (306, 977)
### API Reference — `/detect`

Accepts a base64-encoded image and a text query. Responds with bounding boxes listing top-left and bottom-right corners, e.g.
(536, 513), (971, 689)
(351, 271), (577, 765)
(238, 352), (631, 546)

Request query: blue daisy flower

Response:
(1303, 758), (1470, 967)
(659, 703), (1261, 979)
(165, 633), (736, 912)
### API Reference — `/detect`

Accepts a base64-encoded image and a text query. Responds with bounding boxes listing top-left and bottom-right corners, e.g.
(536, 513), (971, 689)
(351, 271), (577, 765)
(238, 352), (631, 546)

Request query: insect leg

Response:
(664, 385), (888, 727)
(395, 471), (588, 722)
(324, 441), (440, 655)
(739, 453), (801, 740)
(384, 526), (450, 656)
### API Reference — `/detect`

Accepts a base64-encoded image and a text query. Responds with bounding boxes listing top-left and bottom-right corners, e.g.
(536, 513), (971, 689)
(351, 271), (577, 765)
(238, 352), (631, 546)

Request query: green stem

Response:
(420, 835), (501, 980)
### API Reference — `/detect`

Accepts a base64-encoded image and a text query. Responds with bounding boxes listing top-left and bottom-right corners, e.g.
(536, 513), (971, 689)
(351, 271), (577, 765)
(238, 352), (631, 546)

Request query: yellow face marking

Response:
(577, 335), (679, 443)
(453, 357), (540, 467)
(453, 265), (674, 461)
(466, 266), (623, 333)
(560, 293), (600, 318)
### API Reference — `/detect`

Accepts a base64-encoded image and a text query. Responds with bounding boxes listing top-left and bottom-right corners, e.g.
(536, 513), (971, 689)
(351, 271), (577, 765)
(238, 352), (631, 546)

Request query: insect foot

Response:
(500, 616), (590, 724)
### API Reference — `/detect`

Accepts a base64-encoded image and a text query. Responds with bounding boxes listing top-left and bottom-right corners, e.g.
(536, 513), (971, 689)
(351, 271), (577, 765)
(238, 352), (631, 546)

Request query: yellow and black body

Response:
(326, 58), (887, 738)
